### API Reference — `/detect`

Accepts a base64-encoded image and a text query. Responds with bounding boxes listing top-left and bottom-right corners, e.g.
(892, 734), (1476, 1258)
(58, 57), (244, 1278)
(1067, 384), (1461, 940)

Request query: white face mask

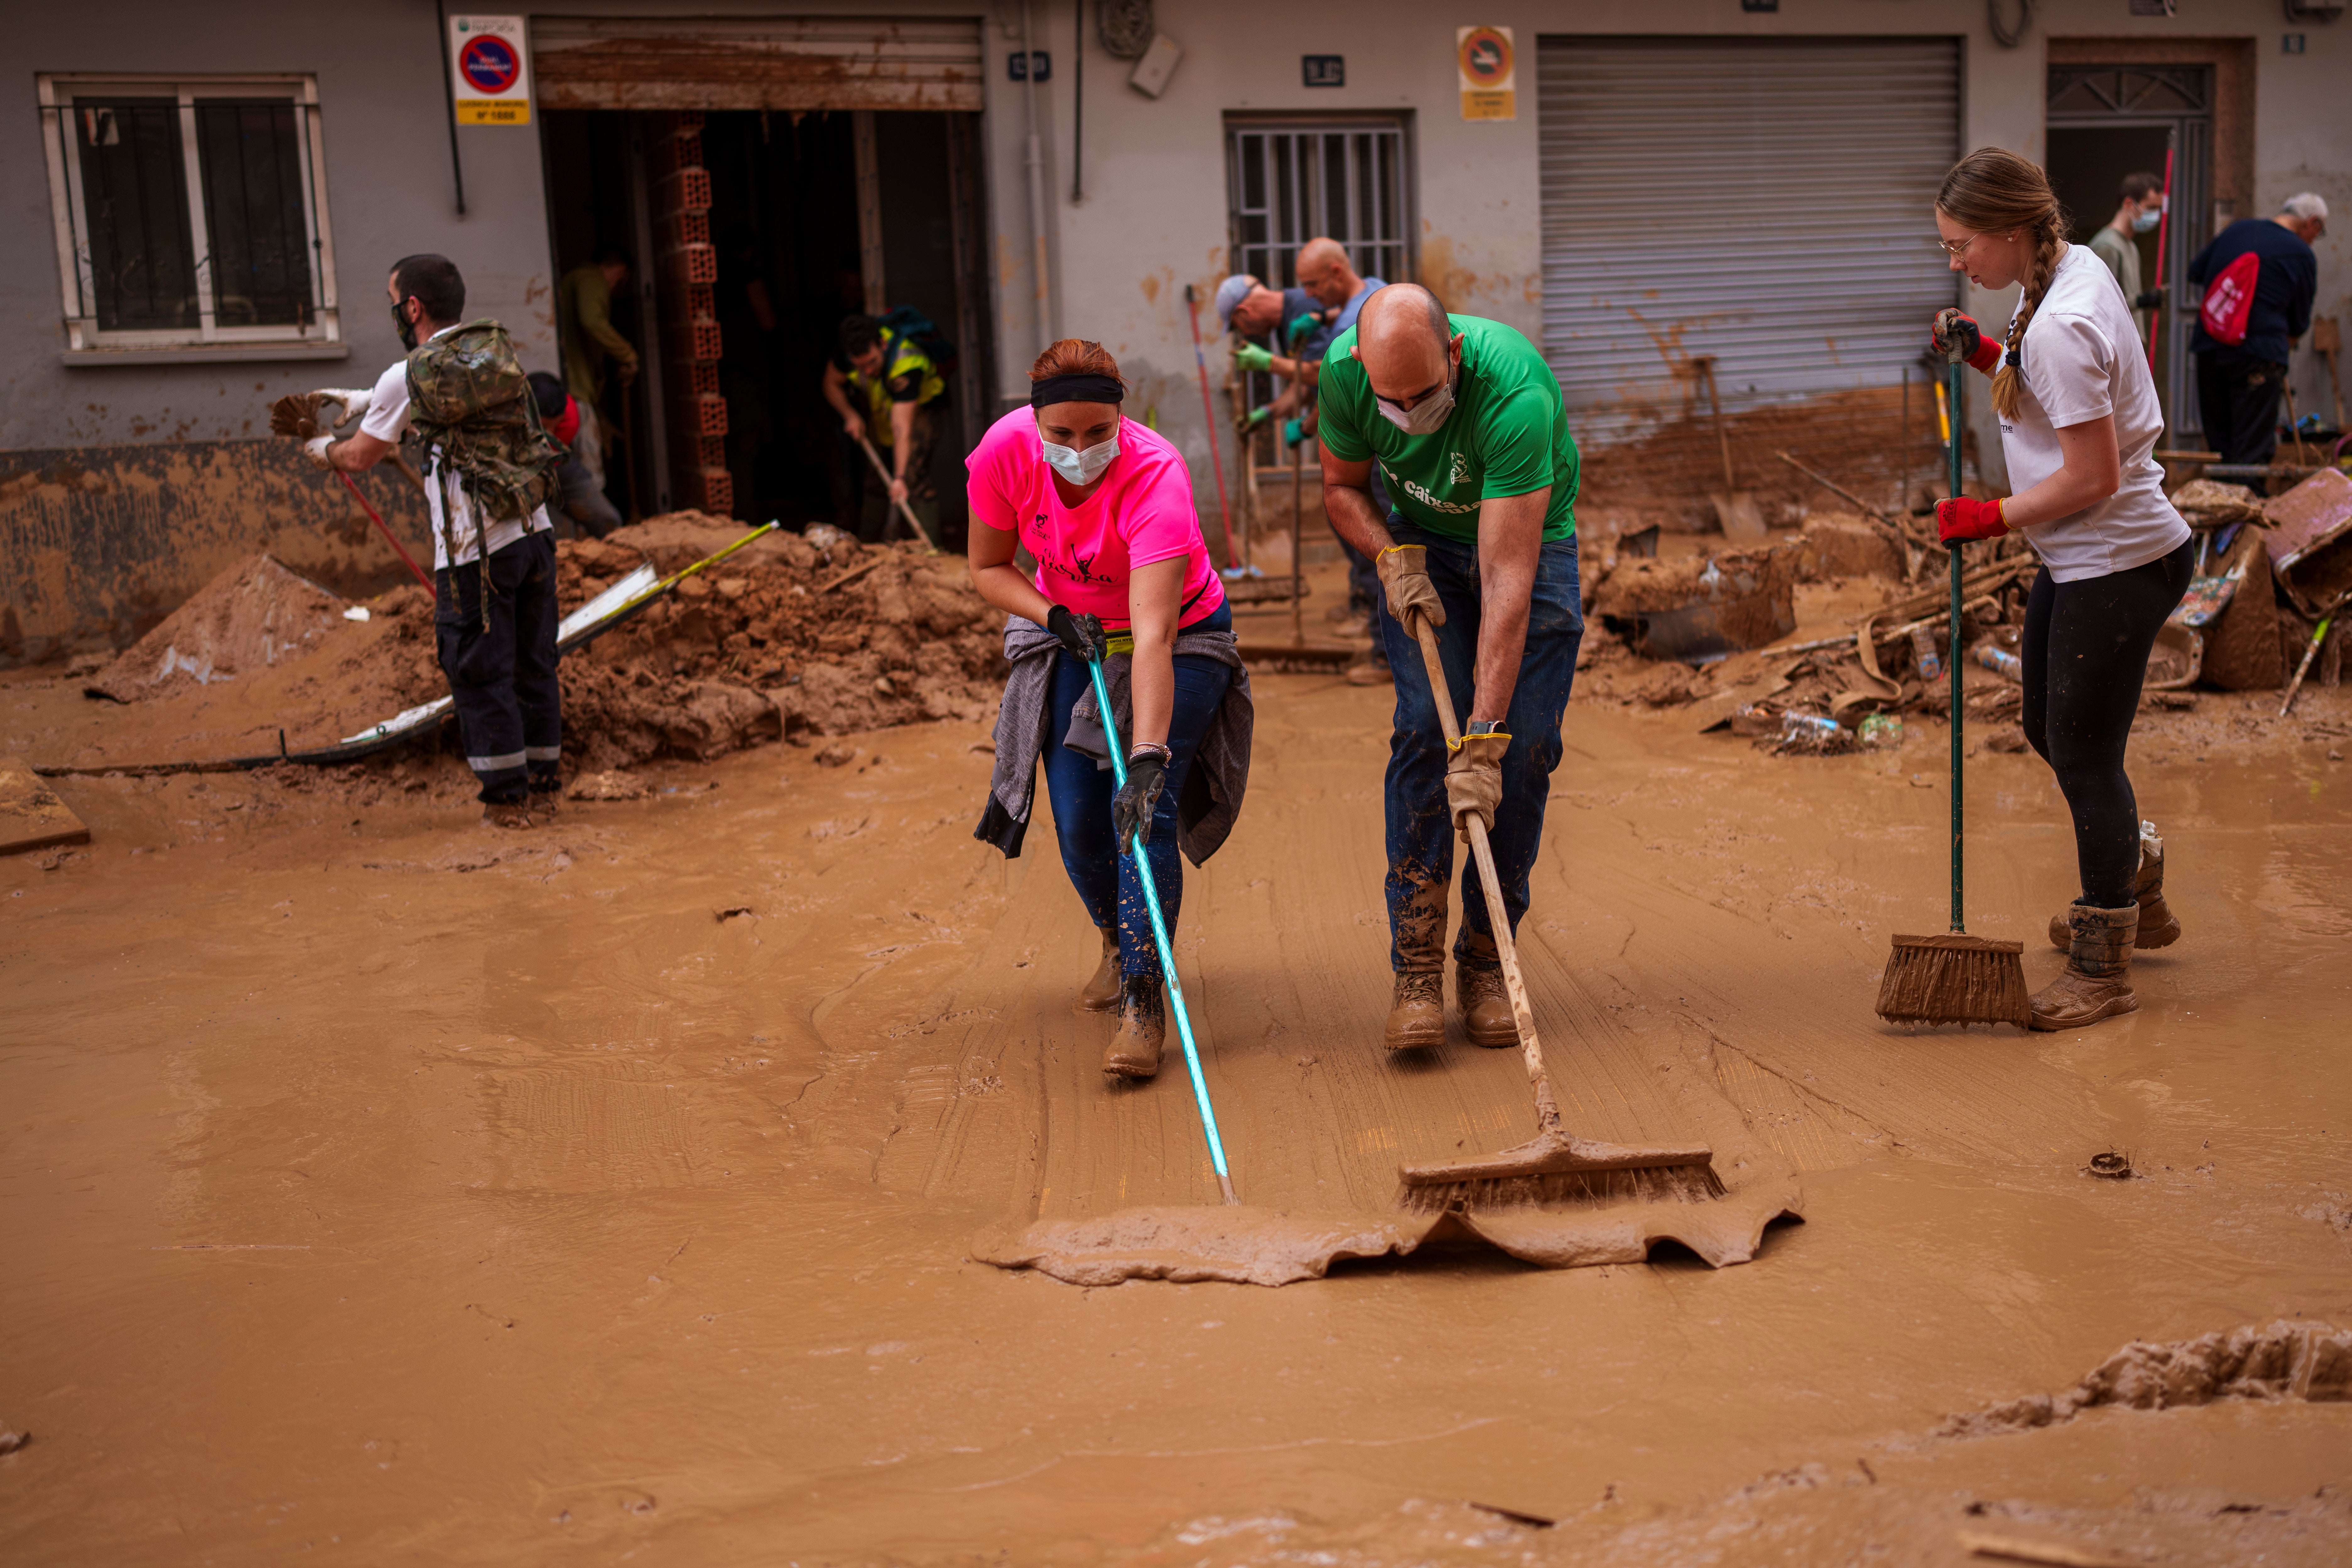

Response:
(1376, 369), (1456, 437)
(2132, 206), (2162, 234)
(1042, 432), (1119, 485)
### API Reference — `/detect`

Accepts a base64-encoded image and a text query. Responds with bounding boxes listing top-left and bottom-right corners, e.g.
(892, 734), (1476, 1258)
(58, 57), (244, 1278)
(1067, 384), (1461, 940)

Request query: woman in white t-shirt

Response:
(1928, 146), (2193, 1032)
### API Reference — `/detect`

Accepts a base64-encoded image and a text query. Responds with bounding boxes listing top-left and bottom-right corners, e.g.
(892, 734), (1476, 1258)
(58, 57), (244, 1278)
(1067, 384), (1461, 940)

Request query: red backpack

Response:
(2199, 251), (2260, 345)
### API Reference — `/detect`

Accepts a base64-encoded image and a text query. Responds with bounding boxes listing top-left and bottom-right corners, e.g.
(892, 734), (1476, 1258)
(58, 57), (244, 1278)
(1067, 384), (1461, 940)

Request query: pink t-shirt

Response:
(967, 407), (1226, 629)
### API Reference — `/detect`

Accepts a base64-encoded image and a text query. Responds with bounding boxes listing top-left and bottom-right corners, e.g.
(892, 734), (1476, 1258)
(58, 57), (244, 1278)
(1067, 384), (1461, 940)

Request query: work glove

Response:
(1113, 749), (1167, 854)
(1046, 603), (1107, 662)
(1285, 312), (1321, 346)
(1243, 406), (1271, 430)
(1445, 730), (1509, 837)
(1931, 308), (2003, 374)
(302, 435), (336, 471)
(1282, 417), (1306, 449)
(1375, 544), (1446, 632)
(2133, 290), (2164, 312)
(1935, 496), (2009, 544)
(311, 387), (373, 429)
(1233, 343), (1274, 373)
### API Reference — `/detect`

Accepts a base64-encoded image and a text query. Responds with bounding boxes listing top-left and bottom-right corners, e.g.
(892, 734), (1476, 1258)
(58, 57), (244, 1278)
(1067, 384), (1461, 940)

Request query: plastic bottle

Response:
(1779, 712), (1844, 745)
(1972, 643), (2022, 681)
(1910, 624), (1943, 682)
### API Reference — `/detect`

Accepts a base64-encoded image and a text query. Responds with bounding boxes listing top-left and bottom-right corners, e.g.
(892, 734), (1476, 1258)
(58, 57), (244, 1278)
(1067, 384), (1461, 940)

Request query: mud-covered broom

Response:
(1395, 616), (1724, 1214)
(1875, 362), (2030, 1029)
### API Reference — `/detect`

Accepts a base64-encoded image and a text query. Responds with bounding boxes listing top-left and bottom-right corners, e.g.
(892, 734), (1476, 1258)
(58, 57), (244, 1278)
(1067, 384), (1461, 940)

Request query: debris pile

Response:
(73, 514), (1010, 775)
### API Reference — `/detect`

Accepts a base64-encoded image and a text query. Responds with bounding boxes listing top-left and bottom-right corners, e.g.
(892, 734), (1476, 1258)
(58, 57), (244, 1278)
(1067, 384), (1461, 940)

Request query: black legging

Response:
(2020, 540), (2193, 909)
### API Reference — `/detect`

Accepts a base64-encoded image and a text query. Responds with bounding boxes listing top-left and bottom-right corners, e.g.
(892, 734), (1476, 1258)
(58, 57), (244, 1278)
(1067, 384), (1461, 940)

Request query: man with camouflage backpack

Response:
(306, 254), (567, 828)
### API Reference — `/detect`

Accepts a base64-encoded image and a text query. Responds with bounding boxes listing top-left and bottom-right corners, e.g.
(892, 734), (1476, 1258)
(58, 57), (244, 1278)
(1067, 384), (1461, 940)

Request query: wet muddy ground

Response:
(4, 579), (2350, 1563)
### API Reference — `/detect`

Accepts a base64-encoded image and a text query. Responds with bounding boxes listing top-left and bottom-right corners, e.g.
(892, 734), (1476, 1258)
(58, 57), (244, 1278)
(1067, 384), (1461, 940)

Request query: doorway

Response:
(2046, 63), (2213, 442)
(541, 106), (990, 542)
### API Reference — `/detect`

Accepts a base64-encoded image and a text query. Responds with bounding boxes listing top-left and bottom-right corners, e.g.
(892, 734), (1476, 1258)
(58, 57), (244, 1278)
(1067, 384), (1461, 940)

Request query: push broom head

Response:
(1397, 1131), (1726, 1214)
(1876, 932), (2031, 1028)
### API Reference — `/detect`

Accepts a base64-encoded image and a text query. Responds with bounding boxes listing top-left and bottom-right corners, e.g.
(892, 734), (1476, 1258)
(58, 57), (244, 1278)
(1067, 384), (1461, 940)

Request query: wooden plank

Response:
(0, 756), (90, 856)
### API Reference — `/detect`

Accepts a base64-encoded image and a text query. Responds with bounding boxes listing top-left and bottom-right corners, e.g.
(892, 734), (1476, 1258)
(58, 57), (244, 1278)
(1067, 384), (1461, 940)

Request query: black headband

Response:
(1030, 373), (1125, 408)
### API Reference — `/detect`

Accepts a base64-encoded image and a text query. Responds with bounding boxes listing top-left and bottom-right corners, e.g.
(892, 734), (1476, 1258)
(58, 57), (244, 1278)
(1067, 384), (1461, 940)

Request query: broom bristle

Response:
(1398, 1160), (1726, 1214)
(1876, 932), (2031, 1028)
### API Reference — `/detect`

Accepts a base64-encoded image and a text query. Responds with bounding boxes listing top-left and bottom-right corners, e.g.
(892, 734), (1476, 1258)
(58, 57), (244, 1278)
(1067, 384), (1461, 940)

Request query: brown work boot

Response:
(1385, 971), (1445, 1051)
(481, 800), (534, 830)
(2048, 822), (2180, 950)
(528, 788), (562, 823)
(1344, 650), (1393, 686)
(1077, 925), (1121, 1012)
(2030, 902), (2140, 1032)
(1103, 976), (1165, 1079)
(1457, 962), (1518, 1048)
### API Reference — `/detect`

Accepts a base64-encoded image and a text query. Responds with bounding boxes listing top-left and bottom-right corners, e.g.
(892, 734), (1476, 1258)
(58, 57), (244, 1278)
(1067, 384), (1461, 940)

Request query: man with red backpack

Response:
(306, 254), (567, 829)
(2187, 194), (2325, 466)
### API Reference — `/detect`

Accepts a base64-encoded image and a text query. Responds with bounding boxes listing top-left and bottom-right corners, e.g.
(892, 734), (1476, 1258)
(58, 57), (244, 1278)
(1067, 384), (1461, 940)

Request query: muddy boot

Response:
(481, 800), (534, 830)
(2030, 902), (2140, 1032)
(1103, 976), (1165, 1079)
(1344, 649), (1392, 686)
(1077, 925), (1121, 1012)
(1456, 962), (1518, 1048)
(2048, 822), (2180, 950)
(528, 787), (562, 823)
(1385, 972), (1445, 1051)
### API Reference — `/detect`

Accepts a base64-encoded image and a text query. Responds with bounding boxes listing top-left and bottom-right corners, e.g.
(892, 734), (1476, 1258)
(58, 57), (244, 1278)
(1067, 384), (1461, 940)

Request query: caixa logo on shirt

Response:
(1401, 476), (1477, 514)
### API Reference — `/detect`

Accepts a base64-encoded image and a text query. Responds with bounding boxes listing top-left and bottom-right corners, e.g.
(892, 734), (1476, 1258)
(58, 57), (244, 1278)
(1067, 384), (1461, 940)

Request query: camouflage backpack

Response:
(404, 320), (564, 602)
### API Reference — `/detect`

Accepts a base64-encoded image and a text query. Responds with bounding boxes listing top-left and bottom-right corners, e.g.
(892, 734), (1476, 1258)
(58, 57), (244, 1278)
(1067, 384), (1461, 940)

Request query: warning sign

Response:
(1457, 26), (1515, 122)
(450, 15), (531, 126)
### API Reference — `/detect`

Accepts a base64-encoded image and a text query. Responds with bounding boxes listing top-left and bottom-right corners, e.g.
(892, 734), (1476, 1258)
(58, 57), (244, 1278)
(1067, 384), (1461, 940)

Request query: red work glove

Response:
(1930, 308), (2003, 374)
(1935, 496), (2008, 543)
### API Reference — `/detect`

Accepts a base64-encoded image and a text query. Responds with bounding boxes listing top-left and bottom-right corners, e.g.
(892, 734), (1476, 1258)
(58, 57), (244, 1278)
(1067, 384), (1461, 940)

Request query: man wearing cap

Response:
(1317, 284), (1583, 1053)
(1216, 273), (1330, 429)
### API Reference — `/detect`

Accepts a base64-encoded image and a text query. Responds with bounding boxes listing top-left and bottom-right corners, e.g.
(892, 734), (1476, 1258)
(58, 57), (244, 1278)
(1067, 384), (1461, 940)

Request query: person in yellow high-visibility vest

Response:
(822, 314), (946, 542)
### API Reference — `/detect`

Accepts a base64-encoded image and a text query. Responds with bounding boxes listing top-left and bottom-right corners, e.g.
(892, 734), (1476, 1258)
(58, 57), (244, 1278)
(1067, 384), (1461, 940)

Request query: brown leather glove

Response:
(1375, 544), (1446, 632)
(1444, 730), (1509, 836)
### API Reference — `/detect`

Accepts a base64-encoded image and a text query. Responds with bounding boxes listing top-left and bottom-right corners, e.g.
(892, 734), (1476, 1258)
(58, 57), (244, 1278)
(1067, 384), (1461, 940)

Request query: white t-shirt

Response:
(359, 326), (553, 571)
(1997, 243), (2189, 583)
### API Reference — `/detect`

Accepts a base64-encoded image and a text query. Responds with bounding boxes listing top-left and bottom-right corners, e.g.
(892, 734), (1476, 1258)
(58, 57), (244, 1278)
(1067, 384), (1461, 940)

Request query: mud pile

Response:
(1940, 1320), (2352, 1437)
(86, 554), (350, 703)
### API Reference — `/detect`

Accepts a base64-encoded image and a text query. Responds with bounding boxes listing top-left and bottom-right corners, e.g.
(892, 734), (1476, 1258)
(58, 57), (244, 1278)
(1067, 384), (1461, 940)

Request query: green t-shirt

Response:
(1317, 313), (1578, 542)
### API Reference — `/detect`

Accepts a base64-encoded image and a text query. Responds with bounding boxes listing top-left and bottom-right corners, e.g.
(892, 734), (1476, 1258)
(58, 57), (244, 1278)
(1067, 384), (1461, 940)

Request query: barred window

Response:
(41, 75), (344, 362)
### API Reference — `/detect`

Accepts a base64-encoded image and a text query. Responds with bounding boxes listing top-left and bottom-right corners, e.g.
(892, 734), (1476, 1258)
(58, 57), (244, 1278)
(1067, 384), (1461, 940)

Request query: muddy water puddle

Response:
(3, 675), (2349, 1563)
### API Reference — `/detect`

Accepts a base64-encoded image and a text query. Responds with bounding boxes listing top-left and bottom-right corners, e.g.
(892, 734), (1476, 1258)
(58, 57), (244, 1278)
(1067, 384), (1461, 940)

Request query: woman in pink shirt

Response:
(969, 340), (1241, 1081)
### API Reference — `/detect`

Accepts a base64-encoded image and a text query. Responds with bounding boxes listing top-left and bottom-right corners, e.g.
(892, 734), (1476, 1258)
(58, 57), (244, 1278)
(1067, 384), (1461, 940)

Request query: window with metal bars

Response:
(41, 75), (342, 358)
(1224, 119), (1412, 297)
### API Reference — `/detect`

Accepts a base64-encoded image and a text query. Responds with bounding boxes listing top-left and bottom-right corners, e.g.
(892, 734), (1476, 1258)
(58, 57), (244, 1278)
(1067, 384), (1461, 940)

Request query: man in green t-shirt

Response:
(1317, 284), (1585, 1053)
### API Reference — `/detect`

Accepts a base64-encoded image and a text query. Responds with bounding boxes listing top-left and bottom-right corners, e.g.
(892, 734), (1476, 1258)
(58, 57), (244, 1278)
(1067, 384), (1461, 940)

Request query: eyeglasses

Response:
(1936, 232), (1981, 258)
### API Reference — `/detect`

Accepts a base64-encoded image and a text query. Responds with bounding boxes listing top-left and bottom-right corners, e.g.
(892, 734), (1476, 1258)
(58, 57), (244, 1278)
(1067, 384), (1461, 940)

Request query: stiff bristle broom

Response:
(1394, 615), (1724, 1214)
(1874, 361), (2031, 1029)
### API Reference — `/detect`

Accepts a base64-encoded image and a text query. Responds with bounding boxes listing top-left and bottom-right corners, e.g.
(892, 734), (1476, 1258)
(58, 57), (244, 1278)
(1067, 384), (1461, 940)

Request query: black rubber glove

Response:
(2134, 290), (2164, 312)
(1047, 604), (1106, 662)
(1113, 751), (1167, 854)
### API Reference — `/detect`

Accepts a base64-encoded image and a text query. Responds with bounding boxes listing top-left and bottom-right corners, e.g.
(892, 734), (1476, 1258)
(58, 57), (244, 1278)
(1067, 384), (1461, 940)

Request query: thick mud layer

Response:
(4, 560), (2349, 1562)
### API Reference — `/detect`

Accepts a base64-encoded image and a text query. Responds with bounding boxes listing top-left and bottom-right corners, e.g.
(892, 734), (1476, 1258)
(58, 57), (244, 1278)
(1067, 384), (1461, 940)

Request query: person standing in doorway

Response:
(2186, 194), (2324, 466)
(1929, 147), (2192, 1030)
(823, 314), (946, 544)
(2086, 171), (2165, 348)
(307, 255), (565, 828)
(557, 244), (640, 498)
(1317, 284), (1584, 1054)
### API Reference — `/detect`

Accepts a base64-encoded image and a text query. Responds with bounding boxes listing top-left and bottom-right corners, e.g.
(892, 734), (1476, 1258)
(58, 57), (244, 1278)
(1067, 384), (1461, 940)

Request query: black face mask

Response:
(391, 297), (419, 350)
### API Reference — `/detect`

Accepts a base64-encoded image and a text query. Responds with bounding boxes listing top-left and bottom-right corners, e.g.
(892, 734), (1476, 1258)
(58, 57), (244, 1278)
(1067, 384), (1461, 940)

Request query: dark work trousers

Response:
(2194, 347), (2288, 466)
(1334, 469), (1393, 637)
(1374, 520), (1583, 974)
(2019, 540), (2193, 909)
(1042, 604), (1236, 983)
(435, 529), (563, 804)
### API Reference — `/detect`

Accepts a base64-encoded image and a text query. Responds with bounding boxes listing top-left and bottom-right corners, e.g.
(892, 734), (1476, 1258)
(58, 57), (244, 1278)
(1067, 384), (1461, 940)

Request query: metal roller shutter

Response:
(532, 17), (984, 113)
(1537, 36), (1959, 445)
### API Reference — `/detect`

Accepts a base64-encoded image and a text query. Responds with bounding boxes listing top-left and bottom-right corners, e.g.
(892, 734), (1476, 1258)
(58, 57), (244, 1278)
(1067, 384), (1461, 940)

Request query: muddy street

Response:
(4, 605), (2349, 1562)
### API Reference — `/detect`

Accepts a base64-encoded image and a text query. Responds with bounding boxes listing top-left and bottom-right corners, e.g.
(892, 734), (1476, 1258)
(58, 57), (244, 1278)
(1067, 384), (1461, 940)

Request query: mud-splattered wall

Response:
(0, 440), (431, 665)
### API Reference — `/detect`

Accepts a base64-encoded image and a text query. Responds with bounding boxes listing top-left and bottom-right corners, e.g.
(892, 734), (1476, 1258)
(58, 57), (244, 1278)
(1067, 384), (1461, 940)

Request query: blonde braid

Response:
(1990, 215), (2063, 420)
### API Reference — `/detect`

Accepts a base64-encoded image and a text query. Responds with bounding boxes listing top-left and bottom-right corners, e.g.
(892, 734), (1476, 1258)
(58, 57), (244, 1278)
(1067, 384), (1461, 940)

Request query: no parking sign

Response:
(450, 15), (531, 126)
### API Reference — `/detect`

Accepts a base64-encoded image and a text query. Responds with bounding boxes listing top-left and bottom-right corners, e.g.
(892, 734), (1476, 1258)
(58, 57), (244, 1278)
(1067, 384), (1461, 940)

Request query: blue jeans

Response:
(1043, 604), (1235, 981)
(1374, 523), (1583, 973)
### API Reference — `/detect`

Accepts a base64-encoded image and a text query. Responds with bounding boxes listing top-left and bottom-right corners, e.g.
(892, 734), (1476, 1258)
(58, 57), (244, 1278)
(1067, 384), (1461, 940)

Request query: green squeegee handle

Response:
(1948, 361), (1966, 936)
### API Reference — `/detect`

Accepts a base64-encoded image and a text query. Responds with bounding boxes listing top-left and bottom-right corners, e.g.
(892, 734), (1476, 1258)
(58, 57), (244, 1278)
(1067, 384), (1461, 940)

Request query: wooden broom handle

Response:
(1408, 614), (1562, 1134)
